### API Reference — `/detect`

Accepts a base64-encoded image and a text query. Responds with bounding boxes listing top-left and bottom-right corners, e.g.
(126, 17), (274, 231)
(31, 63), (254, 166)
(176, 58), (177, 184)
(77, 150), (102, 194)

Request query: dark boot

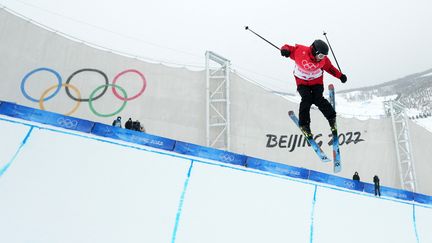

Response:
(329, 117), (337, 134)
(300, 124), (313, 139)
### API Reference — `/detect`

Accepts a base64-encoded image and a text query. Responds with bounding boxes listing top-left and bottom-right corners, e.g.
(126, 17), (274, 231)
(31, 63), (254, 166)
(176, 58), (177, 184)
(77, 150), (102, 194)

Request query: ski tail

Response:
(328, 84), (342, 173)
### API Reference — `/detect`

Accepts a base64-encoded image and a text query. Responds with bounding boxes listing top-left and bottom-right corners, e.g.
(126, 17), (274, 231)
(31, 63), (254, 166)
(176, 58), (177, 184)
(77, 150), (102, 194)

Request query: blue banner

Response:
(364, 183), (414, 201)
(0, 102), (94, 133)
(413, 193), (432, 205)
(91, 123), (175, 151)
(309, 170), (364, 191)
(174, 141), (246, 166)
(246, 157), (309, 179)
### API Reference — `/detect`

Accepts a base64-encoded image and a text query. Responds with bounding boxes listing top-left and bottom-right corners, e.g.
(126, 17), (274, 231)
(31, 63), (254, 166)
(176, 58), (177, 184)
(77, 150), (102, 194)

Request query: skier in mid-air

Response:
(280, 39), (347, 138)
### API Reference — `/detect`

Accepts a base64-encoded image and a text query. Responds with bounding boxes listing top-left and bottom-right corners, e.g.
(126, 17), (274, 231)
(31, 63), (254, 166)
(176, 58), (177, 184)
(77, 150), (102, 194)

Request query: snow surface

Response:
(280, 92), (432, 133)
(0, 116), (431, 243)
(420, 71), (432, 78)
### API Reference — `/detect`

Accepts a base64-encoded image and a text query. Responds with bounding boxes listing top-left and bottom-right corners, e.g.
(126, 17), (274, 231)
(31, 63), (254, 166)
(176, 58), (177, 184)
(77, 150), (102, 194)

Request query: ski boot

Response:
(329, 118), (337, 135)
(300, 124), (313, 139)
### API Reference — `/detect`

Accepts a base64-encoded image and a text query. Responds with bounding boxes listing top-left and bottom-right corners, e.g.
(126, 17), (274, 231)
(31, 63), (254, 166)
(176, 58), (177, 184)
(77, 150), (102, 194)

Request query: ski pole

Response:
(323, 31), (342, 72)
(245, 26), (280, 51)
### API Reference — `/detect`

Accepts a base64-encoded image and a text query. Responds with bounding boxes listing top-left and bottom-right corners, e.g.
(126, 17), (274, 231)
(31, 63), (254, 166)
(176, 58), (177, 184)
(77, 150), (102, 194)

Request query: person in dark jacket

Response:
(132, 120), (141, 131)
(353, 172), (360, 181)
(125, 118), (133, 130)
(112, 116), (122, 128)
(373, 175), (381, 197)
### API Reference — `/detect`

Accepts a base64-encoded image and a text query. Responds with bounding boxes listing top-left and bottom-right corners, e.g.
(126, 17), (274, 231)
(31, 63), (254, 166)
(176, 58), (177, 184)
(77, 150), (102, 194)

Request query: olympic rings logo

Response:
(219, 153), (235, 162)
(344, 181), (355, 189)
(301, 60), (317, 70)
(57, 117), (78, 129)
(20, 67), (147, 117)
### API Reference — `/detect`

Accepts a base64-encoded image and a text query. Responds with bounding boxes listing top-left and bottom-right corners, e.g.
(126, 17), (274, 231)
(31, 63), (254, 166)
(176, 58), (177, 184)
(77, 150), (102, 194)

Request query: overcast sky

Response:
(1, 0), (431, 92)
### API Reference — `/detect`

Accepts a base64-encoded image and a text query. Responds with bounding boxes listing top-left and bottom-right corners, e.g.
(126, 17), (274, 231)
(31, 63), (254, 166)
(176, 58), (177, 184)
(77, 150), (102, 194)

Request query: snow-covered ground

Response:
(281, 92), (432, 133)
(413, 117), (432, 132)
(420, 70), (432, 78)
(1, 116), (431, 243)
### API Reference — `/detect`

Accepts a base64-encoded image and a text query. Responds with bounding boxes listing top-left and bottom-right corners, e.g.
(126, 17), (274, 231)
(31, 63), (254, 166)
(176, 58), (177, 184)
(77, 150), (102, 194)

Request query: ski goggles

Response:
(315, 53), (326, 60)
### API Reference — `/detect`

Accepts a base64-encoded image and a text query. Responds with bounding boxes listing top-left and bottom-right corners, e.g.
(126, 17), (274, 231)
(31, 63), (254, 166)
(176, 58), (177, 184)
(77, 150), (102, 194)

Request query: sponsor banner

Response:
(174, 141), (246, 166)
(91, 123), (175, 151)
(413, 193), (432, 205)
(364, 183), (414, 201)
(265, 131), (365, 152)
(309, 170), (364, 191)
(246, 157), (309, 179)
(0, 101), (94, 133)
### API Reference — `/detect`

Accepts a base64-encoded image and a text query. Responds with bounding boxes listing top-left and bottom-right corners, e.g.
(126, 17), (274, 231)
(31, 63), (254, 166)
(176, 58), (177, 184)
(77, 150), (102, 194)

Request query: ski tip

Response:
(288, 110), (294, 115)
(328, 84), (334, 89)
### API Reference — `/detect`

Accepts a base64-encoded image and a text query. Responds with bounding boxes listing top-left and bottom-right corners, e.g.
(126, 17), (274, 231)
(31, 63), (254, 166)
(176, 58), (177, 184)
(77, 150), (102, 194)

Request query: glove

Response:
(340, 74), (347, 83)
(281, 49), (291, 58)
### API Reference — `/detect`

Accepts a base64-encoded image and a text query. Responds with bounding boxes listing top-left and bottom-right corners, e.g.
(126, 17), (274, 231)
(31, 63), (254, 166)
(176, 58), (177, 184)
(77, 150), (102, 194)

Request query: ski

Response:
(288, 111), (331, 163)
(329, 84), (335, 108)
(328, 84), (342, 173)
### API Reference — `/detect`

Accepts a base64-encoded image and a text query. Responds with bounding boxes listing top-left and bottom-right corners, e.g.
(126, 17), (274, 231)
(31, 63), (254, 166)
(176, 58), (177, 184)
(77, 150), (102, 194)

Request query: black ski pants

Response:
(374, 184), (381, 196)
(297, 84), (336, 127)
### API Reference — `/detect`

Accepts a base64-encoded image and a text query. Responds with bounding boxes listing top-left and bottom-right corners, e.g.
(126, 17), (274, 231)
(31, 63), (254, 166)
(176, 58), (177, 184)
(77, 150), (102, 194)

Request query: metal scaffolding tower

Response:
(384, 100), (417, 192)
(205, 51), (231, 150)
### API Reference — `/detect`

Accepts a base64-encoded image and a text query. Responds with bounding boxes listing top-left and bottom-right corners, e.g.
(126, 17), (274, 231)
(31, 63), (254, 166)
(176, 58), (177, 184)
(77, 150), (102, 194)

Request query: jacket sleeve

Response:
(281, 44), (296, 59)
(322, 58), (342, 78)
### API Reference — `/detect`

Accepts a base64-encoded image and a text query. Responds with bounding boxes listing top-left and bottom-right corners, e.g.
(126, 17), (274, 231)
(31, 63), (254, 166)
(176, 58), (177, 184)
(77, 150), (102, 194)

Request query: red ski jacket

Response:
(281, 44), (342, 86)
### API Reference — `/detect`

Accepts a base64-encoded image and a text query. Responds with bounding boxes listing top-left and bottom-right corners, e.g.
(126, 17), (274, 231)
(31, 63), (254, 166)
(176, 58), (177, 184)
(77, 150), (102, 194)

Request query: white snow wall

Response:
(0, 8), (431, 194)
(0, 113), (432, 243)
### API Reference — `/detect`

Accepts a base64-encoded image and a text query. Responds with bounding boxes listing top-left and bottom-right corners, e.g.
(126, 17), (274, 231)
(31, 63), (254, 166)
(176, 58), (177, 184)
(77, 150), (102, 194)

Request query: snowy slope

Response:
(280, 91), (432, 133)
